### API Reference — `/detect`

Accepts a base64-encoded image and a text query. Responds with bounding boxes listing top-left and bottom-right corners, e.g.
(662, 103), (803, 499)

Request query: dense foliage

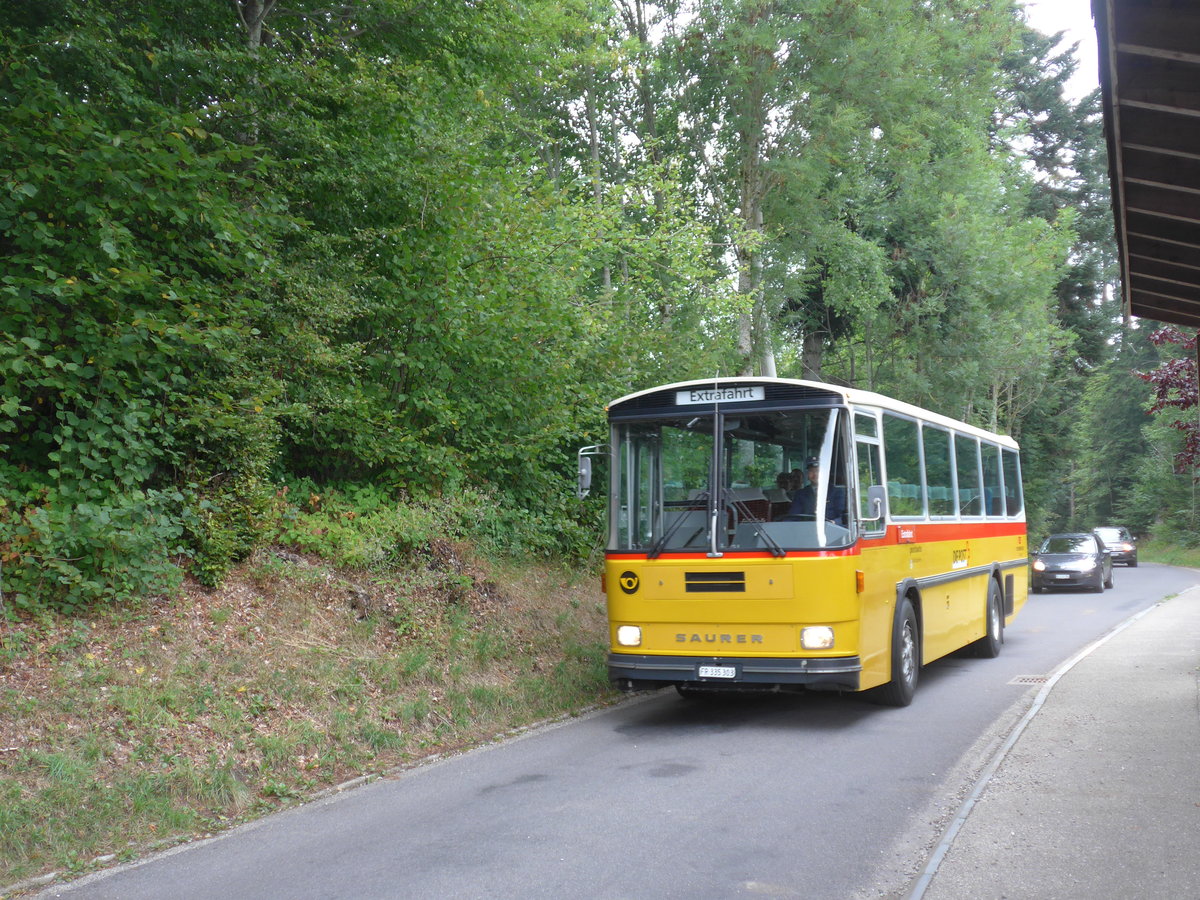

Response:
(2, 0), (1194, 612)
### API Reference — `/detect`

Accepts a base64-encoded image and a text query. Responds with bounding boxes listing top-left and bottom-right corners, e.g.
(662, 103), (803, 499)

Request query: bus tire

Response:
(871, 597), (919, 707)
(969, 579), (1003, 659)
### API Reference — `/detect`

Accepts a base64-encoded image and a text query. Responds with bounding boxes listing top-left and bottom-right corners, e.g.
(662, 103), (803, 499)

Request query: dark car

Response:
(1031, 533), (1113, 593)
(1094, 526), (1138, 567)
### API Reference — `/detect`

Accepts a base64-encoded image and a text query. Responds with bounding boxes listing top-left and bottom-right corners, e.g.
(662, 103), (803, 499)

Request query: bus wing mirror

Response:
(862, 485), (886, 523)
(576, 445), (607, 499)
(577, 456), (592, 498)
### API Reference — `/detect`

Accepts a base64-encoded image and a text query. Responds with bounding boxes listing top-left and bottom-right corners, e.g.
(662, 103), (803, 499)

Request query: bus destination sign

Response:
(675, 386), (765, 405)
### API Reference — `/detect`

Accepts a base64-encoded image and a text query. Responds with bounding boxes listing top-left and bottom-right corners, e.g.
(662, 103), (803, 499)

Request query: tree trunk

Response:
(801, 331), (823, 380)
(736, 247), (755, 373)
(731, 1), (773, 376)
(234, 0), (273, 51)
(585, 69), (611, 295)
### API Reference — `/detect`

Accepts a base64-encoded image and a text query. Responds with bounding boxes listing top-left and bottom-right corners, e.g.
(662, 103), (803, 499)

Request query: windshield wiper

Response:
(727, 493), (786, 557)
(648, 492), (709, 559)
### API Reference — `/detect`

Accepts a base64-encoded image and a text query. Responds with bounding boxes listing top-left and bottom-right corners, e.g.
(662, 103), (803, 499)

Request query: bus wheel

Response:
(969, 579), (1003, 659)
(871, 598), (919, 707)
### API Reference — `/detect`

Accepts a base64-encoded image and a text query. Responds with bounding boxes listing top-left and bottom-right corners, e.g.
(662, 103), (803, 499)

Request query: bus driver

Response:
(786, 456), (846, 525)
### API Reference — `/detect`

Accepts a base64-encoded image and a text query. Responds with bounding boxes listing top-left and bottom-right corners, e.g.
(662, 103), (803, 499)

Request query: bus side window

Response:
(1002, 447), (1023, 515)
(955, 434), (983, 517)
(883, 413), (923, 517)
(982, 443), (1004, 518)
(923, 425), (953, 517)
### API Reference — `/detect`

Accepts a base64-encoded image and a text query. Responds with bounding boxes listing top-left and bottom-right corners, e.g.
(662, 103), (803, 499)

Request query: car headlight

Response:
(1032, 559), (1045, 572)
(801, 626), (835, 650)
(616, 625), (642, 647)
(1069, 559), (1097, 572)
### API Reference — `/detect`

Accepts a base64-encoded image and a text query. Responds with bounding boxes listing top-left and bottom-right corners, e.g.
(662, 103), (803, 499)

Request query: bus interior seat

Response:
(730, 487), (769, 522)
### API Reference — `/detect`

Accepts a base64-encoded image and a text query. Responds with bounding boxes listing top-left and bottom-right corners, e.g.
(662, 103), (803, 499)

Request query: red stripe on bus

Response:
(868, 521), (1026, 543)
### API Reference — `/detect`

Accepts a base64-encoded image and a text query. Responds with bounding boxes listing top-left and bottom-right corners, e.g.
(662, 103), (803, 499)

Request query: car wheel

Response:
(1091, 572), (1104, 592)
(1104, 569), (1113, 589)
(1129, 558), (1138, 568)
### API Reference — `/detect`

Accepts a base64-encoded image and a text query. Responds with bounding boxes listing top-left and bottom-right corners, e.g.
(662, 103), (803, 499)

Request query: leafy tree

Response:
(1065, 328), (1156, 531)
(1, 3), (292, 605)
(663, 0), (914, 376)
(1127, 420), (1200, 540)
(1, 0), (732, 609)
(1138, 328), (1200, 473)
(983, 28), (1117, 532)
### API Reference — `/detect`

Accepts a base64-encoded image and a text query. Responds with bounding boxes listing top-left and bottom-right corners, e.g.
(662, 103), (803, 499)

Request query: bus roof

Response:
(608, 376), (1018, 448)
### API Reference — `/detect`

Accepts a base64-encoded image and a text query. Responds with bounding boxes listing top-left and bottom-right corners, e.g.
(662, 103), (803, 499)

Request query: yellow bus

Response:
(579, 377), (1028, 706)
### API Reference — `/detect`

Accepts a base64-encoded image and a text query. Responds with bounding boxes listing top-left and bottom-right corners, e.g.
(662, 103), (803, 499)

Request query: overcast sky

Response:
(1021, 0), (1101, 100)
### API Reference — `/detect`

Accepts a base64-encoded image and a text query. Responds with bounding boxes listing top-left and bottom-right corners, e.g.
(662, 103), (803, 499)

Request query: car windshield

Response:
(1095, 528), (1125, 543)
(1042, 536), (1097, 554)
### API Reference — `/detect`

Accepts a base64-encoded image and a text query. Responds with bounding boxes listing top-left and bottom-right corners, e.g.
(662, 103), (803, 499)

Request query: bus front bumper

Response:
(608, 653), (861, 693)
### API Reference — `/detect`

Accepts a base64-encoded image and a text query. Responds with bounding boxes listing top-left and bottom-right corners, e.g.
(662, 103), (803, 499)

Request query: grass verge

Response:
(0, 543), (614, 891)
(1137, 538), (1200, 568)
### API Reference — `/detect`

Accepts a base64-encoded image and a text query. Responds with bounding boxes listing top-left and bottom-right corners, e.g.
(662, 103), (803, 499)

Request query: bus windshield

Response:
(612, 406), (854, 553)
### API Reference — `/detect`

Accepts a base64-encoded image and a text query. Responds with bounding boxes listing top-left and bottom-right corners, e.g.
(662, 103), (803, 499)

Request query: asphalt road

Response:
(38, 563), (1198, 900)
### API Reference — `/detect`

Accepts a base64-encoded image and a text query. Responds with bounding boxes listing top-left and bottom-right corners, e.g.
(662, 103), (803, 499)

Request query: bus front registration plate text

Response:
(698, 665), (737, 679)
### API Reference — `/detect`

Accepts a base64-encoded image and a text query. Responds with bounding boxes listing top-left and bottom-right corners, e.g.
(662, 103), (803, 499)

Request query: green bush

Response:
(268, 479), (439, 571)
(182, 475), (278, 588)
(437, 488), (603, 561)
(262, 481), (601, 573)
(0, 485), (186, 614)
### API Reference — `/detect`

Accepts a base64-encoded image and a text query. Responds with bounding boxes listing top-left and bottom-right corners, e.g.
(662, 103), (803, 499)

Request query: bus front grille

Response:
(685, 571), (746, 592)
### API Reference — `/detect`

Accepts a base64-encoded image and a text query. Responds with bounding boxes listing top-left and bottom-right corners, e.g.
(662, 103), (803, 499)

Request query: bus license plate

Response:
(698, 665), (736, 679)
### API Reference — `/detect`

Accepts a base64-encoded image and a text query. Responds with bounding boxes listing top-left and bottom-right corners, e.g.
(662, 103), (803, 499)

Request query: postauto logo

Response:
(619, 571), (640, 594)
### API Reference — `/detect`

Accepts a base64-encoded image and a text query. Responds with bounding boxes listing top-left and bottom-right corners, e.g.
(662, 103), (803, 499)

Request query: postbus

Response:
(578, 377), (1027, 706)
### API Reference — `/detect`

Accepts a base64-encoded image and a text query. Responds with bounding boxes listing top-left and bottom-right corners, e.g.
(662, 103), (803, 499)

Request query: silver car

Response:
(1094, 526), (1138, 567)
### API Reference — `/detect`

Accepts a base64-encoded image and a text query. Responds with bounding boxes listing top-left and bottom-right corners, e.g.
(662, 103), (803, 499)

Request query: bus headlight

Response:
(616, 625), (642, 647)
(801, 626), (835, 650)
